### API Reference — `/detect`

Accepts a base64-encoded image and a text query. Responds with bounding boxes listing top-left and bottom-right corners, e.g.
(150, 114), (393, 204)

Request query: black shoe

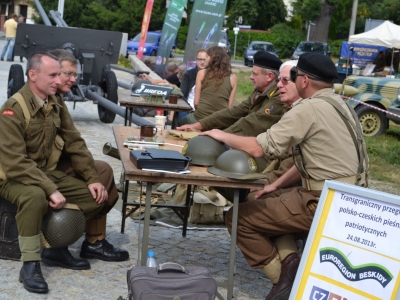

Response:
(80, 239), (129, 261)
(19, 261), (48, 293)
(6, 59), (13, 61)
(0, 58), (3, 61)
(41, 247), (90, 270)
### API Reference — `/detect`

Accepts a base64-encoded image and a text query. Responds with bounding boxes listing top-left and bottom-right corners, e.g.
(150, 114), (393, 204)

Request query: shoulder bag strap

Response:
(13, 92), (30, 131)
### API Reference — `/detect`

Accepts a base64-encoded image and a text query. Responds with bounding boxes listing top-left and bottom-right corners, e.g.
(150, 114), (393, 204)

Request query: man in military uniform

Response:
(177, 51), (284, 138)
(201, 53), (369, 299)
(0, 52), (129, 294)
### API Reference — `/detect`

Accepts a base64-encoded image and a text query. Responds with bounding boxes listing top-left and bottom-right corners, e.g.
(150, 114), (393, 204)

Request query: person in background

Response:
(180, 49), (207, 100)
(1, 14), (18, 62)
(373, 51), (386, 72)
(11, 15), (25, 62)
(179, 46), (237, 125)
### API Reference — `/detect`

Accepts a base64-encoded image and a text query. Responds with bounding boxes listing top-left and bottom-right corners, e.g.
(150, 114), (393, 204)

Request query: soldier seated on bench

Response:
(0, 51), (129, 294)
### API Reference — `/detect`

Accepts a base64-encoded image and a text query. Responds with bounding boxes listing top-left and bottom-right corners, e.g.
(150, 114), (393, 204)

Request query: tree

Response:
(32, 0), (167, 38)
(228, 0), (286, 30)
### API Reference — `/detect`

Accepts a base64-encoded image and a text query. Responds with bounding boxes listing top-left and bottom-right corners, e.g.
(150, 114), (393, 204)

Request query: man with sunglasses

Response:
(0, 51), (129, 294)
(201, 53), (368, 299)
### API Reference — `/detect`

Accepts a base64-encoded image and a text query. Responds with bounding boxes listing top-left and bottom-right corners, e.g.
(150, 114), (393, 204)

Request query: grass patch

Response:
(365, 125), (400, 184)
(234, 70), (253, 103)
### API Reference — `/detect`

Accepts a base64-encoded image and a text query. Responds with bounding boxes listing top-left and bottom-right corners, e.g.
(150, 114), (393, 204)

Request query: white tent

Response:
(349, 21), (400, 48)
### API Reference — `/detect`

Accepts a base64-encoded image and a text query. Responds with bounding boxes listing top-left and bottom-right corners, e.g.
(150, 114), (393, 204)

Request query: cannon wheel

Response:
(355, 104), (387, 137)
(98, 69), (118, 123)
(8, 64), (25, 99)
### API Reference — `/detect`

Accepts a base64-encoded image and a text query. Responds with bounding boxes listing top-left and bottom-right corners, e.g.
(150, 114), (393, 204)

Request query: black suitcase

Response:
(0, 197), (21, 260)
(127, 262), (217, 300)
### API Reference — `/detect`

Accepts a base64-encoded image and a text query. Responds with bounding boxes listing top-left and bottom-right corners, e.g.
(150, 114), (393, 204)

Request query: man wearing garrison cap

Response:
(200, 53), (369, 299)
(177, 51), (285, 140)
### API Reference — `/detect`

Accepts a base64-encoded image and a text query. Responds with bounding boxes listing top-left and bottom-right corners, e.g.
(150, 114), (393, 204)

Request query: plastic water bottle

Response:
(146, 251), (157, 267)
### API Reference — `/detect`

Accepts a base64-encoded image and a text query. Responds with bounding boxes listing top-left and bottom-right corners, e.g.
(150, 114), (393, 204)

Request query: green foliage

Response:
(177, 25), (189, 49)
(227, 0), (287, 30)
(369, 0), (400, 24)
(32, 0), (167, 38)
(117, 54), (131, 69)
(328, 39), (345, 56)
(270, 23), (304, 58)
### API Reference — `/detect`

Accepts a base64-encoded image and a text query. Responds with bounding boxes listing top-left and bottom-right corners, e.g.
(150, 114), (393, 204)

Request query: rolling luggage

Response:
(127, 262), (217, 300)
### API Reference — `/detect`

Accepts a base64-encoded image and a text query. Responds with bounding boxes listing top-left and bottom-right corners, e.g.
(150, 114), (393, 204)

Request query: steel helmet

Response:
(181, 135), (228, 166)
(40, 204), (86, 248)
(208, 149), (266, 180)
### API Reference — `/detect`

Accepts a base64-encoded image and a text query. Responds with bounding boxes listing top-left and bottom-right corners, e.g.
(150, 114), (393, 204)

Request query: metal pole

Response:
(58, 0), (65, 19)
(307, 24), (310, 41)
(348, 0), (359, 37)
(233, 33), (237, 60)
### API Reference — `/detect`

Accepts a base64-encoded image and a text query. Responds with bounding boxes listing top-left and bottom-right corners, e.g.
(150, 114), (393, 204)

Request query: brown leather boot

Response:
(265, 253), (300, 300)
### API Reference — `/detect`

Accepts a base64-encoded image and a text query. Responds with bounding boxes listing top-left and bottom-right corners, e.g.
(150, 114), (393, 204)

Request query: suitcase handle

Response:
(157, 262), (188, 274)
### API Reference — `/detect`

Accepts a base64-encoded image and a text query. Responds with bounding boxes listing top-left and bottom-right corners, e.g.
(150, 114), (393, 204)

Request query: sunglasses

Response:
(290, 67), (306, 83)
(275, 76), (291, 85)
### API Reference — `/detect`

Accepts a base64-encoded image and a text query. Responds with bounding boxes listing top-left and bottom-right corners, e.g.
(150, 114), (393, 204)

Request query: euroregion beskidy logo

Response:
(319, 247), (393, 287)
(309, 286), (348, 300)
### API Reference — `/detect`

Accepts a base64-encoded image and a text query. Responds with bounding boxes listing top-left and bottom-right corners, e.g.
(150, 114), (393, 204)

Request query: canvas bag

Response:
(173, 184), (227, 224)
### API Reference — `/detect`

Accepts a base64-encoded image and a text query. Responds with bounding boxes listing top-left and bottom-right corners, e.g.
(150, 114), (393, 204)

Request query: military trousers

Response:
(0, 170), (104, 237)
(56, 159), (119, 215)
(225, 186), (320, 269)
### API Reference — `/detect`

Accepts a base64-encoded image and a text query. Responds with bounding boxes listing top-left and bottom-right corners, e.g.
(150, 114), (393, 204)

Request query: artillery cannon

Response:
(8, 0), (152, 126)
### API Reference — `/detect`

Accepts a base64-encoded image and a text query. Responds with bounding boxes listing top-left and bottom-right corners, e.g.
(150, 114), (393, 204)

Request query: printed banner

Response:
(131, 83), (174, 99)
(183, 0), (228, 67)
(291, 181), (400, 300)
(339, 41), (388, 69)
(137, 0), (154, 60)
(155, 0), (187, 73)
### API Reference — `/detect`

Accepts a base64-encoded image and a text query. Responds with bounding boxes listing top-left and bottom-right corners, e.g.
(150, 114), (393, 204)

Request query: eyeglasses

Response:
(275, 77), (291, 85)
(196, 58), (206, 62)
(61, 70), (79, 79)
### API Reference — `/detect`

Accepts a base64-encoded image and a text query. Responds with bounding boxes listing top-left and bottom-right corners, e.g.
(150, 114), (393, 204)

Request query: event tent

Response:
(349, 21), (400, 48)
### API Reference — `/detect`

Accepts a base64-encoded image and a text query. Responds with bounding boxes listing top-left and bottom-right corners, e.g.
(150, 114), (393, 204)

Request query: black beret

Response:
(297, 53), (338, 81)
(253, 51), (282, 71)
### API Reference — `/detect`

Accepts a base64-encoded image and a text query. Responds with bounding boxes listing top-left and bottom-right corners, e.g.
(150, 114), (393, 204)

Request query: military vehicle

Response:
(337, 75), (400, 137)
(8, 0), (151, 126)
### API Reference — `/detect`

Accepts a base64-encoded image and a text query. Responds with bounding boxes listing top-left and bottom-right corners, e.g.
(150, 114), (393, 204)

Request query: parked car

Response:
(243, 41), (279, 67)
(218, 29), (232, 56)
(291, 41), (332, 60)
(126, 31), (176, 58)
(336, 75), (400, 137)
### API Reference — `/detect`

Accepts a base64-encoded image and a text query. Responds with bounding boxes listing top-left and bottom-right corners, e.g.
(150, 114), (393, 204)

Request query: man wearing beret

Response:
(177, 51), (285, 139)
(201, 53), (369, 299)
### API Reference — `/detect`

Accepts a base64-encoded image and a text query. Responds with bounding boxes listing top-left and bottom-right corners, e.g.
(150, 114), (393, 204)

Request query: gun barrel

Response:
(34, 0), (52, 26)
(86, 89), (154, 126)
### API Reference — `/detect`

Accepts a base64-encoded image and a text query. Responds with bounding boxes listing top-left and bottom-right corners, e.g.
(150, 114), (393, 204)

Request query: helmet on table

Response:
(207, 149), (266, 180)
(181, 135), (228, 166)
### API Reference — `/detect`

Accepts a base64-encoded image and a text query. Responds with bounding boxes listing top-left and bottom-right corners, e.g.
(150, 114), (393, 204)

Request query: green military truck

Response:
(338, 75), (400, 137)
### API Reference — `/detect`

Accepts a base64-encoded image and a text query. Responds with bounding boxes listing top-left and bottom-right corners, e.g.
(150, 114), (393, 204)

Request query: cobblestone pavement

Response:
(0, 40), (270, 299)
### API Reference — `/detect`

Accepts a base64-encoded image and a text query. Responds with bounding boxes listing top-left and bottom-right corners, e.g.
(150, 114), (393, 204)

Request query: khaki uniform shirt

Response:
(256, 88), (364, 181)
(0, 83), (100, 195)
(4, 18), (18, 38)
(199, 82), (284, 137)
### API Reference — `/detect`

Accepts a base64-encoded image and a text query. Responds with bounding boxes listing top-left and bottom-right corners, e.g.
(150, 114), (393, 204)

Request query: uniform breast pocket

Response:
(26, 121), (44, 153)
(52, 117), (61, 137)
